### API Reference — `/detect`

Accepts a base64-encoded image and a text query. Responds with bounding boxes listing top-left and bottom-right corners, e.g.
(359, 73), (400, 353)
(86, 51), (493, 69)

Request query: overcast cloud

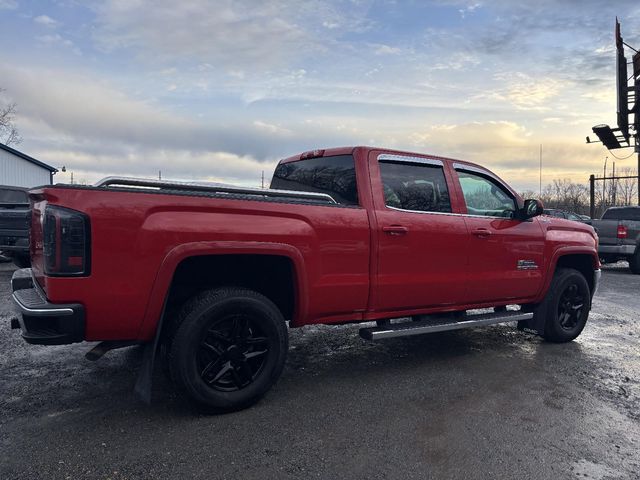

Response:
(1, 0), (639, 189)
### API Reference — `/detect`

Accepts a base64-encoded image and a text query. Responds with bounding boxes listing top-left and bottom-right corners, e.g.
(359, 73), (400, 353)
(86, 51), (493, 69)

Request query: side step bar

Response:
(359, 311), (534, 341)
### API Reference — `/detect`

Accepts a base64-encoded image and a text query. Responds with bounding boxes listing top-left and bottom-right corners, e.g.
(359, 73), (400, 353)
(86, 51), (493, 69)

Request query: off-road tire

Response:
(168, 287), (288, 413)
(537, 268), (591, 343)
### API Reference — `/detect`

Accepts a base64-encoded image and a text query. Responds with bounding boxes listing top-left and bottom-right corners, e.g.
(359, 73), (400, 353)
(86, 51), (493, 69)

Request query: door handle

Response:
(472, 228), (492, 238)
(383, 225), (408, 235)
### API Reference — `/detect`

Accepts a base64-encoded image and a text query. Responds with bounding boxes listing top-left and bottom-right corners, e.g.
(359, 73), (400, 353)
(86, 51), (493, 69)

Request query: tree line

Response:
(521, 170), (638, 219)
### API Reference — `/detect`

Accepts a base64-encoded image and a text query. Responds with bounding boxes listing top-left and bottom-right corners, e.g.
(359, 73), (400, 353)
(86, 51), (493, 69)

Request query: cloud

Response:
(34, 14), (59, 27)
(1, 65), (362, 183)
(501, 73), (567, 110)
(458, 2), (482, 18)
(91, 0), (354, 71)
(92, 1), (308, 70)
(374, 44), (402, 55)
(0, 0), (17, 10)
(36, 33), (81, 55)
(39, 148), (278, 187)
(409, 121), (531, 155)
(406, 119), (612, 190)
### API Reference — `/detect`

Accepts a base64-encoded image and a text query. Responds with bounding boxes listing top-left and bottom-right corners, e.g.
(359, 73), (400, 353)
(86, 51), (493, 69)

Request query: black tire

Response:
(168, 287), (288, 413)
(628, 251), (640, 274)
(537, 268), (591, 343)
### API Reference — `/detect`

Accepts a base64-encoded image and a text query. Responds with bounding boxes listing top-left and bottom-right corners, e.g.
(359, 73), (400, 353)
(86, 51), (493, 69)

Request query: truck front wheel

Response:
(539, 268), (591, 343)
(168, 287), (288, 412)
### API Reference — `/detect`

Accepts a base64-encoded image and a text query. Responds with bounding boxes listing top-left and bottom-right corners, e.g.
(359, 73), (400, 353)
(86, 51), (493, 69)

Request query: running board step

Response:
(359, 311), (533, 341)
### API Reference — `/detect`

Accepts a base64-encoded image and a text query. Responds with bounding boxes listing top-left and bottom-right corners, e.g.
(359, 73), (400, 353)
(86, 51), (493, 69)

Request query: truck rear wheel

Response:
(168, 287), (288, 412)
(539, 268), (590, 343)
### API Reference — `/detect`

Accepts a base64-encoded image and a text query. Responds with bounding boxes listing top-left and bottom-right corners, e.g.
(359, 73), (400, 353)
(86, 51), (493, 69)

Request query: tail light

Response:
(43, 206), (91, 276)
(617, 224), (628, 239)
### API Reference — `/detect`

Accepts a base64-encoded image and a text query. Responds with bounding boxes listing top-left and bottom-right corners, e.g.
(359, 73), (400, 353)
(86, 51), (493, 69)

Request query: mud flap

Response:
(133, 342), (156, 404)
(517, 304), (546, 336)
(134, 299), (168, 404)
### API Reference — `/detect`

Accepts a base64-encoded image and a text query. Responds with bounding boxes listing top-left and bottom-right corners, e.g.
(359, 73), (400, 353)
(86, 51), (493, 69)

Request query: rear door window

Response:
(378, 160), (451, 213)
(270, 155), (358, 205)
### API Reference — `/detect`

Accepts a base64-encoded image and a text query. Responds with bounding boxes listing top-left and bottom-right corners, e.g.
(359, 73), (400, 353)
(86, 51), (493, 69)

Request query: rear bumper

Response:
(10, 268), (85, 345)
(598, 244), (635, 256)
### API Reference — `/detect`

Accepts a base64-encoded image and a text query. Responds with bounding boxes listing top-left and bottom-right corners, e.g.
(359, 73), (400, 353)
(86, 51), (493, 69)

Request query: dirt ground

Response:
(0, 262), (638, 480)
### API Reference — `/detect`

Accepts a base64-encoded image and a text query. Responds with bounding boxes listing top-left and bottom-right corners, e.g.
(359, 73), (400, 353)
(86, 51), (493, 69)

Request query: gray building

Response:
(0, 142), (57, 187)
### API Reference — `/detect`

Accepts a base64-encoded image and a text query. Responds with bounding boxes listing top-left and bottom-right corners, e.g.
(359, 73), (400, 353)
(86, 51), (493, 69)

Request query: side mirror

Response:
(521, 199), (544, 220)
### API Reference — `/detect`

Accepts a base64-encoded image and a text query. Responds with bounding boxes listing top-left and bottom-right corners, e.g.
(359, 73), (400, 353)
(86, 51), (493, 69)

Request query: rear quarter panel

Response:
(38, 187), (370, 341)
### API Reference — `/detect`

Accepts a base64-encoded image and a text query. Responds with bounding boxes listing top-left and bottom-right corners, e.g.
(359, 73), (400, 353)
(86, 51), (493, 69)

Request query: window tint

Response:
(379, 161), (451, 213)
(457, 171), (516, 218)
(270, 155), (358, 205)
(604, 207), (640, 221)
(0, 188), (28, 203)
(618, 208), (640, 221)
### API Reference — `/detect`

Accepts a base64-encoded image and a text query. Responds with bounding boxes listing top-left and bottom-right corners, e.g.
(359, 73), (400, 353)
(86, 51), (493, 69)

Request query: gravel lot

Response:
(0, 262), (638, 480)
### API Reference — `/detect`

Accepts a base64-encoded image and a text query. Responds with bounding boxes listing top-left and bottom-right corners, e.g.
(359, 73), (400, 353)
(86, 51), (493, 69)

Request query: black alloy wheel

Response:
(542, 268), (591, 343)
(168, 287), (288, 412)
(198, 314), (270, 392)
(556, 283), (585, 331)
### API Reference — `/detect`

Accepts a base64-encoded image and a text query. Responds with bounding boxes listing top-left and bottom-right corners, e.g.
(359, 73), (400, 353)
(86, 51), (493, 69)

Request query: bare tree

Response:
(612, 167), (637, 207)
(0, 88), (21, 146)
(539, 179), (589, 215)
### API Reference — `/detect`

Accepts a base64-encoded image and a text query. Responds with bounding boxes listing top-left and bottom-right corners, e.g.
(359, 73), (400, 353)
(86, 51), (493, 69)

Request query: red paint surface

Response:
(28, 146), (599, 342)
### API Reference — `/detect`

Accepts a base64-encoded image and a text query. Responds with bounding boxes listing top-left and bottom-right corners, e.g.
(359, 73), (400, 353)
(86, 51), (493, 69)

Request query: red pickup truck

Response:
(10, 146), (600, 412)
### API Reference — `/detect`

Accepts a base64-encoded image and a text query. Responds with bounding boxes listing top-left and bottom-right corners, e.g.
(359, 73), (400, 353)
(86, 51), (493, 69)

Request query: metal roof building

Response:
(0, 142), (57, 187)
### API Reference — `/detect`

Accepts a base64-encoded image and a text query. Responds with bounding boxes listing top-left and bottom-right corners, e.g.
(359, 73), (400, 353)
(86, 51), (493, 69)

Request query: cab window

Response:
(457, 170), (516, 218)
(379, 161), (451, 213)
(270, 155), (358, 205)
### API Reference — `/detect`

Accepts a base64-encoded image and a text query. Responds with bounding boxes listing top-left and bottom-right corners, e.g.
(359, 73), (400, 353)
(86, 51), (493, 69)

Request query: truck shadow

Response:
(0, 321), (593, 420)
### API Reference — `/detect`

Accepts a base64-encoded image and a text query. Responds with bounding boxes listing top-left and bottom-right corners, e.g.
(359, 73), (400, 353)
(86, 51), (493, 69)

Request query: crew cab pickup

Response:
(592, 206), (640, 273)
(10, 146), (601, 412)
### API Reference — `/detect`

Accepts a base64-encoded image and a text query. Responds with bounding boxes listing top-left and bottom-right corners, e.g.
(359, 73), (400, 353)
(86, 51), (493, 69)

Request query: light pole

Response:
(603, 156), (608, 211)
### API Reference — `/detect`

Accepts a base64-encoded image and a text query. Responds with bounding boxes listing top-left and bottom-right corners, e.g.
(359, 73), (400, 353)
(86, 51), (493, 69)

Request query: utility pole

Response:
(261, 170), (264, 189)
(159, 170), (162, 180)
(539, 144), (542, 196)
(612, 160), (616, 205)
(589, 174), (596, 218)
(603, 156), (608, 210)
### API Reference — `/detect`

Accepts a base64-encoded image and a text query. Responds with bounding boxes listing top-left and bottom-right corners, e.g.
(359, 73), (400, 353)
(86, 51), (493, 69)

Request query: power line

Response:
(609, 149), (636, 160)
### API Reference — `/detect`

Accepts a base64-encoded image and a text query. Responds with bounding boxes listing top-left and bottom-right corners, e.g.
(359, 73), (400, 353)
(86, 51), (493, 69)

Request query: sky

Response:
(1, 0), (640, 192)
